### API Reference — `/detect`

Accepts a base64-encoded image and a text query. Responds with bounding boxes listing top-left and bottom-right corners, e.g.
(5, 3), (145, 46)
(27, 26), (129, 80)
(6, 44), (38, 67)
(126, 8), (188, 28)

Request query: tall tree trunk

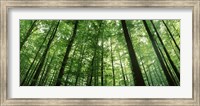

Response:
(86, 54), (96, 86)
(50, 67), (58, 86)
(25, 56), (42, 85)
(56, 20), (78, 86)
(75, 44), (85, 86)
(151, 66), (160, 85)
(162, 20), (180, 52)
(101, 32), (104, 86)
(86, 36), (99, 86)
(121, 20), (145, 86)
(38, 54), (49, 85)
(20, 20), (37, 49)
(172, 23), (180, 38)
(110, 38), (115, 86)
(142, 20), (175, 86)
(65, 46), (78, 85)
(167, 36), (180, 60)
(41, 52), (56, 85)
(125, 74), (130, 85)
(151, 20), (180, 81)
(30, 21), (60, 86)
(136, 47), (151, 86)
(86, 21), (102, 86)
(104, 75), (107, 85)
(94, 56), (100, 86)
(153, 64), (164, 85)
(119, 53), (127, 86)
(20, 23), (53, 85)
(157, 42), (178, 85)
(140, 59), (150, 86)
(148, 66), (154, 86)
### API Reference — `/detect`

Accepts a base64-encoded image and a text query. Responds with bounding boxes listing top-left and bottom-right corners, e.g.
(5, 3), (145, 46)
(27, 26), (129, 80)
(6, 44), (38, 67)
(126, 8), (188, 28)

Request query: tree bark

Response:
(25, 56), (42, 85)
(140, 59), (150, 86)
(101, 32), (104, 86)
(151, 20), (180, 81)
(30, 21), (60, 86)
(142, 20), (175, 86)
(20, 23), (53, 86)
(121, 20), (145, 86)
(56, 20), (78, 86)
(20, 25), (53, 85)
(157, 41), (178, 85)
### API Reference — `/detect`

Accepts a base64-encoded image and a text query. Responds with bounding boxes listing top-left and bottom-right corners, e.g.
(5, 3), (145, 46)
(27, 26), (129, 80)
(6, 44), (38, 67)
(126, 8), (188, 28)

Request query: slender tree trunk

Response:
(56, 20), (78, 86)
(50, 67), (58, 86)
(41, 52), (56, 85)
(86, 54), (95, 86)
(25, 56), (42, 85)
(136, 48), (151, 86)
(157, 42), (178, 85)
(148, 66), (154, 86)
(104, 75), (107, 85)
(86, 36), (99, 86)
(153, 64), (164, 85)
(39, 52), (54, 85)
(142, 20), (175, 86)
(151, 21), (180, 81)
(38, 55), (49, 85)
(86, 21), (102, 86)
(172, 23), (180, 38)
(162, 20), (180, 52)
(94, 57), (100, 86)
(65, 47), (78, 86)
(20, 20), (37, 49)
(125, 74), (130, 85)
(20, 23), (53, 85)
(101, 33), (104, 86)
(156, 63), (167, 85)
(110, 38), (115, 86)
(121, 20), (145, 86)
(119, 53), (127, 86)
(168, 36), (180, 60)
(30, 21), (60, 86)
(75, 45), (85, 86)
(140, 59), (150, 86)
(151, 66), (160, 85)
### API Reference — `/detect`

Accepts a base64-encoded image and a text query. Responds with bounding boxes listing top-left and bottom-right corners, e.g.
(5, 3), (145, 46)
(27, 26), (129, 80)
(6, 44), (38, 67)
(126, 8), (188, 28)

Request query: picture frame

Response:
(0, 0), (199, 105)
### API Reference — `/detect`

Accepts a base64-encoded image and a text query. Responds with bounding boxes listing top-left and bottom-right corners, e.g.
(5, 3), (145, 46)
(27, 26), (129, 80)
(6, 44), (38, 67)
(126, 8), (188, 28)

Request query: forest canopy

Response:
(20, 20), (180, 86)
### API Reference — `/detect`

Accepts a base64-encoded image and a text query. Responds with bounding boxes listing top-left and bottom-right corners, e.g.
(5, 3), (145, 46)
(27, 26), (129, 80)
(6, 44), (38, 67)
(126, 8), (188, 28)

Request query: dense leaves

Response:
(20, 20), (180, 86)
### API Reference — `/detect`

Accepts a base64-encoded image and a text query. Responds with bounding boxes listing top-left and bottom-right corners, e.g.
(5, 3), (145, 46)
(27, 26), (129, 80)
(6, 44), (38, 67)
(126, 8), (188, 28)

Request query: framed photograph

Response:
(1, 0), (199, 105)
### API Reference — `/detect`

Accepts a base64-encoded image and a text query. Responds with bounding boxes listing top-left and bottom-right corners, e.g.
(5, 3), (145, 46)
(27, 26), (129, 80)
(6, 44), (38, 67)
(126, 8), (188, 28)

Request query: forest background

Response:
(20, 20), (180, 86)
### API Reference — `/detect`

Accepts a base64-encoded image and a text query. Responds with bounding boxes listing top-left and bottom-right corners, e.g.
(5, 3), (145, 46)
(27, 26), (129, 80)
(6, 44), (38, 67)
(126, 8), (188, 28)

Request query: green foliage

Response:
(20, 20), (180, 86)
